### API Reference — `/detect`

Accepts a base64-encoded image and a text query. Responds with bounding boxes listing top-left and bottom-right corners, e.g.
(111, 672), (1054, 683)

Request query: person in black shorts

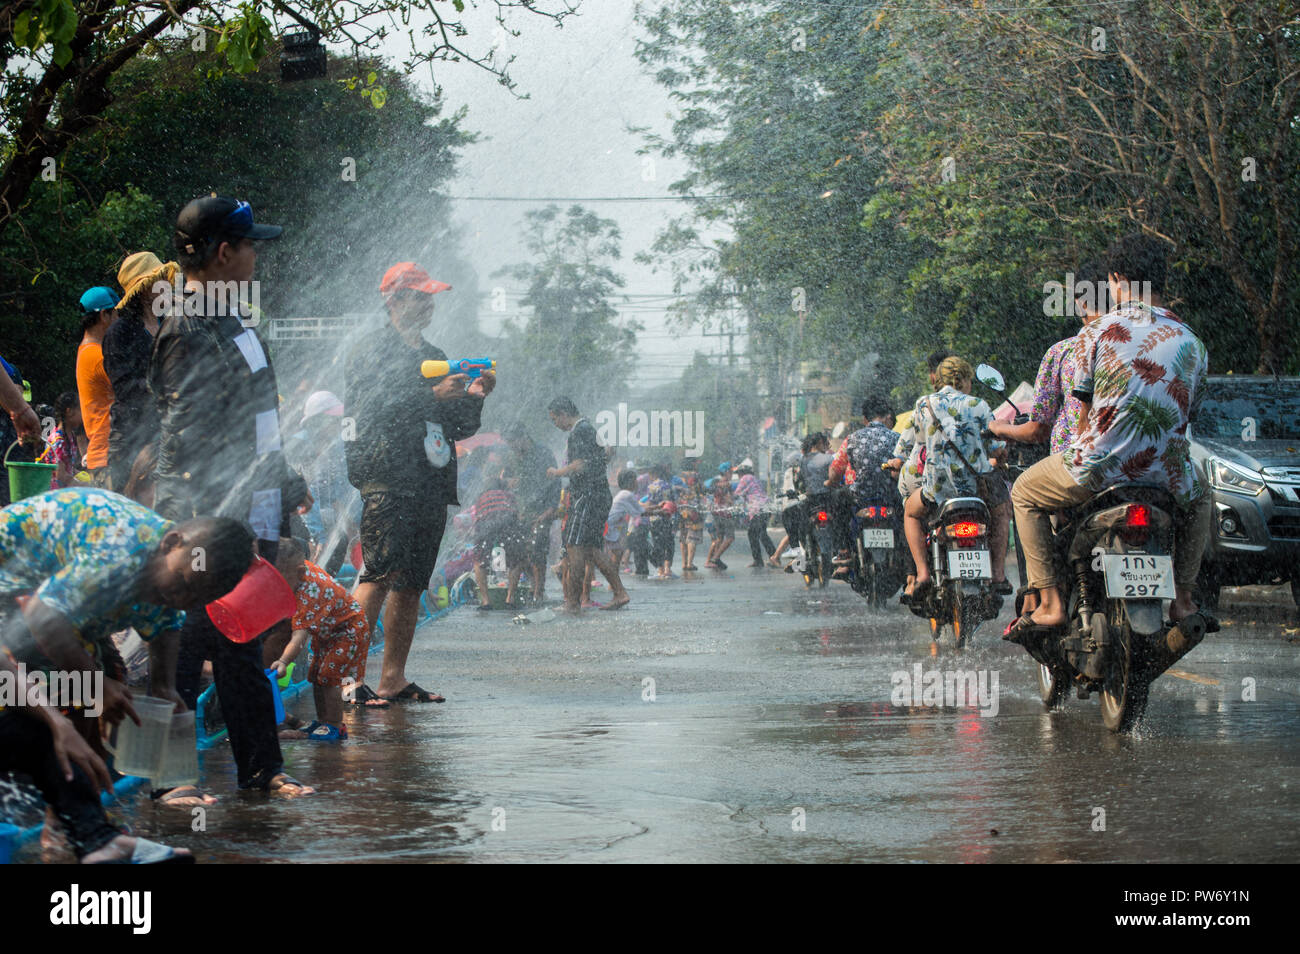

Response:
(345, 263), (494, 703)
(546, 396), (630, 613)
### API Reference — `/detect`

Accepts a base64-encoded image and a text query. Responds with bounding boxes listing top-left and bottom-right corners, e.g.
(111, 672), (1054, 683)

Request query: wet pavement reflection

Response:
(32, 569), (1300, 862)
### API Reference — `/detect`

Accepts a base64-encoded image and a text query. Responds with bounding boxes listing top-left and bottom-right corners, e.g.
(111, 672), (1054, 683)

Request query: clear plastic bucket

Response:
(105, 696), (175, 779)
(154, 710), (199, 788)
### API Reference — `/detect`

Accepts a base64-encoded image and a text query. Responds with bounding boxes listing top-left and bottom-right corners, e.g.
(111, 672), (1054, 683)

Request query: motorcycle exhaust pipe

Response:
(1144, 615), (1208, 679)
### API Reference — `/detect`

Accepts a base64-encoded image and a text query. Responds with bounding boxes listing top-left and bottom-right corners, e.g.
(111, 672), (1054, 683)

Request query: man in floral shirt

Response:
(0, 488), (255, 813)
(991, 261), (1107, 455)
(1009, 234), (1212, 636)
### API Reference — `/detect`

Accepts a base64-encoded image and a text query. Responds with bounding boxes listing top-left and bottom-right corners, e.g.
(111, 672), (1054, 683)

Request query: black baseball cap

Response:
(174, 196), (283, 256)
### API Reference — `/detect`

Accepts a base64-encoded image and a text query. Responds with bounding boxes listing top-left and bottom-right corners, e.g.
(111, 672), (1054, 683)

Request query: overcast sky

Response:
(404, 0), (733, 391)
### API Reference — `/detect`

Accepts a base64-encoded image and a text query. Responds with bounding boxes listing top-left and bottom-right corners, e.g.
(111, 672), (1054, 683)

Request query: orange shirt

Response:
(76, 340), (114, 469)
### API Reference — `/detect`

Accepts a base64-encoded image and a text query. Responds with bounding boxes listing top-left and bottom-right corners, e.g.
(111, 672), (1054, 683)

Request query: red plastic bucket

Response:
(206, 556), (297, 643)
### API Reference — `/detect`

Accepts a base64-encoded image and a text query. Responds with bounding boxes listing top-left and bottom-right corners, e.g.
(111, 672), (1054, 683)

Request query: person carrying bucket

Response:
(0, 487), (257, 835)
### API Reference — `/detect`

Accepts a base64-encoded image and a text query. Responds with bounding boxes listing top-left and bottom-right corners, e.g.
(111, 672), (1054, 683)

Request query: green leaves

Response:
(11, 0), (80, 67)
(216, 4), (273, 74)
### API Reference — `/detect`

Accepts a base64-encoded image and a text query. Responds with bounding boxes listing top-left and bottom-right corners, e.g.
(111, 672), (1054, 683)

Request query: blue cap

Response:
(718, 461), (732, 473)
(80, 286), (119, 314)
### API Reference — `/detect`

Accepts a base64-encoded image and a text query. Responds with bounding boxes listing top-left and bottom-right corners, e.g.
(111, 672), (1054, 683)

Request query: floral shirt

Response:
(844, 422), (900, 505)
(1066, 302), (1208, 504)
(646, 477), (677, 523)
(0, 488), (184, 665)
(1030, 336), (1087, 456)
(733, 473), (768, 519)
(291, 560), (368, 643)
(893, 386), (1004, 505)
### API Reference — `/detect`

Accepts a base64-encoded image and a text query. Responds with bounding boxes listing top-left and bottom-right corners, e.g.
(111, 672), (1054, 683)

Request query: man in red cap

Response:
(344, 263), (494, 704)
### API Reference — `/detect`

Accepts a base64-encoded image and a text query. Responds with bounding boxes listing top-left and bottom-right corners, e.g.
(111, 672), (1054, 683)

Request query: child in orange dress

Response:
(272, 538), (380, 741)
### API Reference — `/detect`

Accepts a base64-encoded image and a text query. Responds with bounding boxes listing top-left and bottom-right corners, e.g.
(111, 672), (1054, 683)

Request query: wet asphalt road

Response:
(32, 559), (1300, 863)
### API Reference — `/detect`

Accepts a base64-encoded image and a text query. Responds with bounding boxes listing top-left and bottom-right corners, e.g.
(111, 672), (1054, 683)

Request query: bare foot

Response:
(154, 785), (219, 808)
(268, 773), (316, 797)
(600, 595), (630, 610)
(82, 835), (194, 864)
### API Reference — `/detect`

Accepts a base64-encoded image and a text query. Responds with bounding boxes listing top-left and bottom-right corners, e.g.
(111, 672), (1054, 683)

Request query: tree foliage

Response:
(496, 203), (639, 416)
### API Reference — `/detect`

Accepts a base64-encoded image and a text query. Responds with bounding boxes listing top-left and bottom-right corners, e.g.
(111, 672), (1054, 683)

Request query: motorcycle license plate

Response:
(1102, 554), (1175, 599)
(862, 528), (894, 549)
(947, 549), (991, 579)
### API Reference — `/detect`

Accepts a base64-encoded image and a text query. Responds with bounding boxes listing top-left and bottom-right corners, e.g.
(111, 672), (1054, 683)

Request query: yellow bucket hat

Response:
(117, 251), (178, 309)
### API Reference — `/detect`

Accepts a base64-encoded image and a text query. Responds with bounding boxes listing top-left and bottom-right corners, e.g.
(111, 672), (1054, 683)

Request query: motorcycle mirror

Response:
(975, 364), (1006, 392)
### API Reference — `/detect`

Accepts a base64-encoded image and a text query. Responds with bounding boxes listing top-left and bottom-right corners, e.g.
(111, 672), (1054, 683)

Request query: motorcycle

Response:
(976, 364), (1207, 732)
(848, 500), (907, 607)
(789, 491), (835, 588)
(905, 492), (1004, 649)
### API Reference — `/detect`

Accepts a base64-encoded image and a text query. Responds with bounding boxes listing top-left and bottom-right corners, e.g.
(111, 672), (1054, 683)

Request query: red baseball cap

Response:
(380, 262), (451, 298)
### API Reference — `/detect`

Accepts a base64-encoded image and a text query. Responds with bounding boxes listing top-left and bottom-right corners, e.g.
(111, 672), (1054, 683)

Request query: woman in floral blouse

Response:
(892, 357), (1011, 602)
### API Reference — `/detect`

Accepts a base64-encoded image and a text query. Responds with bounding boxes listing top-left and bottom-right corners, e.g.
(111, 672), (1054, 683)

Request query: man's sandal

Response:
(345, 683), (391, 708)
(380, 682), (445, 704)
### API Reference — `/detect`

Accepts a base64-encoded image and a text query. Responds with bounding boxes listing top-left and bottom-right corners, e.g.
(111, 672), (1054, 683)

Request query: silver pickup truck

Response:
(1190, 375), (1300, 609)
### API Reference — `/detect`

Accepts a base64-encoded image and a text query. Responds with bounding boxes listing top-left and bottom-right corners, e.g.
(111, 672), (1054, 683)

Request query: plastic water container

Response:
(206, 556), (297, 643)
(105, 696), (175, 779)
(154, 710), (199, 788)
(264, 669), (285, 723)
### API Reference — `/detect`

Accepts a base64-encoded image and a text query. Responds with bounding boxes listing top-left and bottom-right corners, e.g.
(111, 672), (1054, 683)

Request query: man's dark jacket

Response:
(343, 319), (482, 503)
(148, 301), (305, 528)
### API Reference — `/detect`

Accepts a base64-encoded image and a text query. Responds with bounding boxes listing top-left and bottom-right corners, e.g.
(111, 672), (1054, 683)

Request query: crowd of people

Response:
(0, 198), (1214, 865)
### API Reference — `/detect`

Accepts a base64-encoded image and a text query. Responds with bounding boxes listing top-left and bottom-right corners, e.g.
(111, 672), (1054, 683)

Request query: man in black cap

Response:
(148, 195), (314, 800)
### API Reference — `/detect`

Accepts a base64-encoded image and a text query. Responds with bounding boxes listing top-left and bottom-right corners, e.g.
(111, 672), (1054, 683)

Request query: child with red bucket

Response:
(270, 538), (385, 741)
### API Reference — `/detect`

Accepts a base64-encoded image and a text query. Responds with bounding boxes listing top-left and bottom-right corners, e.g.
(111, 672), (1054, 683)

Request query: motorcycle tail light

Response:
(1126, 504), (1150, 528)
(880, 507), (890, 519)
(949, 521), (981, 538)
(815, 510), (829, 524)
(864, 506), (876, 519)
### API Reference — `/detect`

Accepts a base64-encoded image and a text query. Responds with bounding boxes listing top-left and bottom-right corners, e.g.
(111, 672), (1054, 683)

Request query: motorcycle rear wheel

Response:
(1099, 604), (1150, 732)
(1037, 661), (1069, 710)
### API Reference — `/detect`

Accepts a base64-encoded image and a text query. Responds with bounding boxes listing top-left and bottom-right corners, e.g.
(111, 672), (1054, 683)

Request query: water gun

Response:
(421, 358), (495, 379)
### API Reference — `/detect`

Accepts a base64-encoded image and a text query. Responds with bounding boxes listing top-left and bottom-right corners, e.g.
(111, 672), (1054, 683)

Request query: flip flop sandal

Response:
(345, 683), (391, 708)
(305, 723), (347, 742)
(381, 682), (445, 704)
(151, 785), (214, 807)
(1002, 614), (1061, 645)
(92, 837), (195, 865)
(268, 773), (314, 797)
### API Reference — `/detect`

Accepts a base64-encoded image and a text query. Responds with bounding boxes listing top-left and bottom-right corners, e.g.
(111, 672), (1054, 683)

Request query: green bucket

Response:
(5, 441), (56, 503)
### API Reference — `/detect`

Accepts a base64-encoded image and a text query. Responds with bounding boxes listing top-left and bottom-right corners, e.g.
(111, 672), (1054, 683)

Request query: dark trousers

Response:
(176, 609), (282, 789)
(649, 519), (675, 567)
(747, 513), (776, 562)
(176, 537), (283, 790)
(0, 710), (120, 857)
(627, 524), (650, 575)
